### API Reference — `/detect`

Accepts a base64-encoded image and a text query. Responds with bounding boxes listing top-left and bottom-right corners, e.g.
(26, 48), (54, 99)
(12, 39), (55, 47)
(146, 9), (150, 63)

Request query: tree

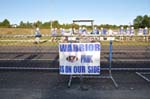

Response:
(26, 21), (32, 28)
(133, 15), (143, 28)
(41, 22), (50, 29)
(19, 21), (32, 28)
(0, 19), (10, 27)
(133, 15), (150, 28)
(19, 21), (25, 28)
(52, 20), (60, 28)
(60, 24), (66, 29)
(141, 15), (150, 28)
(72, 23), (79, 29)
(34, 20), (42, 28)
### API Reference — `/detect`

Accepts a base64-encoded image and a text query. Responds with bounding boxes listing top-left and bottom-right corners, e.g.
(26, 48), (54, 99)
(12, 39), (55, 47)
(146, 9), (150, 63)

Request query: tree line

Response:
(0, 15), (149, 29)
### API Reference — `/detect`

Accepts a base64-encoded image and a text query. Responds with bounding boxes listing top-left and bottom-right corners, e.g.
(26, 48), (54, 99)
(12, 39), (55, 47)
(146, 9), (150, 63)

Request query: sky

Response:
(0, 0), (149, 25)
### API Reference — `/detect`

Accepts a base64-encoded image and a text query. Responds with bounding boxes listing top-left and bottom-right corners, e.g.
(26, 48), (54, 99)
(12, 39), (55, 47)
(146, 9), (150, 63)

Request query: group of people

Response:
(119, 27), (150, 36)
(51, 27), (106, 36)
(51, 27), (150, 36)
(138, 27), (149, 36)
(34, 26), (150, 43)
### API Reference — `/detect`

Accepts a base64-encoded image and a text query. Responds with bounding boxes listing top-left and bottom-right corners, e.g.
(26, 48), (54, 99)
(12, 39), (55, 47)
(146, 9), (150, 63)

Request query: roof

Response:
(73, 20), (94, 23)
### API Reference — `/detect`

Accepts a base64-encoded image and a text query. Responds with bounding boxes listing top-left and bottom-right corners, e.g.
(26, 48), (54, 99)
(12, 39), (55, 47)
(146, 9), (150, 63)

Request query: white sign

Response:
(59, 43), (101, 75)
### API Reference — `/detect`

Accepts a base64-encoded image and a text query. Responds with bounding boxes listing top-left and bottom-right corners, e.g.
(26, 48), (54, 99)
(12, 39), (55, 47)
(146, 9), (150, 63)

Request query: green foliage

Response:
(98, 24), (118, 29)
(19, 21), (33, 28)
(142, 15), (150, 28)
(133, 15), (150, 29)
(52, 20), (60, 28)
(34, 21), (42, 28)
(41, 22), (50, 29)
(0, 19), (10, 28)
(72, 23), (79, 29)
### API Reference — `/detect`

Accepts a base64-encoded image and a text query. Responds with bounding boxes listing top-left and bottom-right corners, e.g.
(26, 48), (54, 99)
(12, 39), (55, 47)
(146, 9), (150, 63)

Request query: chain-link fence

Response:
(0, 35), (150, 71)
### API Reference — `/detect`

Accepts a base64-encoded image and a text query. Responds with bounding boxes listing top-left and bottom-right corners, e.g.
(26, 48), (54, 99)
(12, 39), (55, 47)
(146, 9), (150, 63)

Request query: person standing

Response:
(93, 27), (99, 35)
(130, 27), (135, 36)
(130, 27), (135, 41)
(51, 28), (57, 42)
(101, 28), (107, 36)
(51, 28), (57, 36)
(79, 27), (83, 35)
(126, 27), (130, 41)
(143, 27), (148, 36)
(143, 27), (148, 41)
(138, 28), (143, 36)
(108, 29), (113, 36)
(34, 27), (42, 44)
(119, 27), (124, 41)
(120, 27), (124, 35)
(60, 28), (65, 36)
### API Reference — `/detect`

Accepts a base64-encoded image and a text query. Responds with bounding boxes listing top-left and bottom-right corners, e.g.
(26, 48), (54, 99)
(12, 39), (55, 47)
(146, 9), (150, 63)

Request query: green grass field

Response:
(0, 28), (50, 35)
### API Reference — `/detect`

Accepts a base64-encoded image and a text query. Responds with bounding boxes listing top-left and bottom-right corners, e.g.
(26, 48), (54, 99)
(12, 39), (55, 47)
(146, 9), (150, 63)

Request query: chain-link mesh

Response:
(0, 35), (150, 70)
(111, 36), (150, 70)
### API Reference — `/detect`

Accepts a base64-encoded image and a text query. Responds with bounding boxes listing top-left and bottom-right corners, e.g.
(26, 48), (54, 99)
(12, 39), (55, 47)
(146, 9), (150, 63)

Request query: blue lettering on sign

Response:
(59, 44), (67, 52)
(88, 66), (100, 73)
(81, 55), (93, 63)
(95, 44), (100, 51)
(59, 44), (100, 52)
(60, 65), (64, 73)
(79, 44), (84, 51)
(73, 44), (79, 51)
(73, 66), (85, 73)
(68, 44), (72, 52)
(60, 65), (100, 74)
(65, 66), (72, 73)
(89, 44), (94, 51)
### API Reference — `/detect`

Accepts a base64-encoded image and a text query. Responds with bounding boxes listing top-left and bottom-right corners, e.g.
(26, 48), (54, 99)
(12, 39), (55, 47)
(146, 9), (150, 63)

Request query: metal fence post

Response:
(109, 40), (112, 74)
